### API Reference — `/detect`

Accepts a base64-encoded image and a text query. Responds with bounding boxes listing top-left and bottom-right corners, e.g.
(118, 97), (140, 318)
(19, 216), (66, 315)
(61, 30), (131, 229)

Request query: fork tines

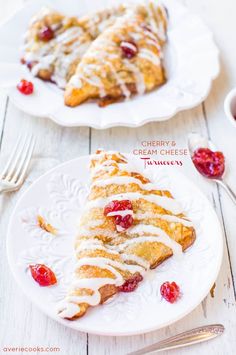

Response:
(0, 133), (36, 185)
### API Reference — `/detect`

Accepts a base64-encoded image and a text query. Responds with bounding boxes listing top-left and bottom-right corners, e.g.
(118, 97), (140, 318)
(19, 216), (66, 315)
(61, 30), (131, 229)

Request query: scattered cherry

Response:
(38, 26), (54, 41)
(119, 273), (143, 292)
(17, 79), (34, 95)
(160, 281), (180, 303)
(192, 147), (225, 179)
(120, 40), (138, 59)
(104, 200), (134, 232)
(29, 264), (57, 287)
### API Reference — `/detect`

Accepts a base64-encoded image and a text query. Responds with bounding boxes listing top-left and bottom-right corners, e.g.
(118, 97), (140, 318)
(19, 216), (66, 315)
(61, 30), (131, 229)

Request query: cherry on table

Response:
(17, 79), (34, 95)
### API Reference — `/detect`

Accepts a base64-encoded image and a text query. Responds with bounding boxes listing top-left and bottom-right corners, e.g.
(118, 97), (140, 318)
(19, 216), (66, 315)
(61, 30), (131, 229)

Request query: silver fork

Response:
(0, 133), (36, 193)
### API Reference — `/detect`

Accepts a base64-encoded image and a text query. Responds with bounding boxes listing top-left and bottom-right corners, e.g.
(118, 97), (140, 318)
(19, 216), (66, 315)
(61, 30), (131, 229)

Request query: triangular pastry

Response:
(58, 151), (195, 320)
(64, 2), (168, 107)
(21, 6), (127, 88)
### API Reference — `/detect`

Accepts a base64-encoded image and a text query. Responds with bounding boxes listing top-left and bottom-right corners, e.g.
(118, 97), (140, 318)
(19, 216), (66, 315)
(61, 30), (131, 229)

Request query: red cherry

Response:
(192, 148), (225, 179)
(104, 200), (133, 231)
(38, 26), (54, 41)
(120, 40), (138, 59)
(160, 281), (180, 303)
(115, 214), (133, 231)
(104, 200), (133, 216)
(119, 273), (143, 292)
(17, 79), (34, 95)
(29, 264), (57, 287)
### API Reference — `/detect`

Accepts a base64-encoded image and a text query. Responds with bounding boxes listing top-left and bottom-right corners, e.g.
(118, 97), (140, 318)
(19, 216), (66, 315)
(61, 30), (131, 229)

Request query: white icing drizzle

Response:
(76, 238), (118, 253)
(135, 212), (193, 227)
(58, 256), (124, 318)
(77, 228), (116, 239)
(92, 175), (155, 191)
(138, 48), (161, 66)
(121, 253), (150, 269)
(91, 163), (116, 177)
(71, 277), (117, 291)
(145, 2), (166, 42)
(69, 75), (82, 88)
(122, 41), (137, 51)
(58, 148), (191, 319)
(58, 230), (150, 319)
(76, 256), (143, 274)
(118, 235), (182, 257)
(57, 301), (80, 319)
(123, 59), (146, 95)
(69, 2), (166, 98)
(90, 151), (126, 161)
(107, 210), (134, 217)
(86, 192), (183, 215)
(106, 61), (131, 99)
(146, 37), (161, 51)
(85, 219), (104, 228)
(127, 224), (183, 256)
(24, 25), (91, 88)
(91, 160), (137, 179)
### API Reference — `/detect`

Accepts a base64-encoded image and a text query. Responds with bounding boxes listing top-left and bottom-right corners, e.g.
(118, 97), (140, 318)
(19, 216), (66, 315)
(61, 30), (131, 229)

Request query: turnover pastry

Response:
(65, 2), (168, 107)
(21, 6), (126, 88)
(57, 150), (195, 320)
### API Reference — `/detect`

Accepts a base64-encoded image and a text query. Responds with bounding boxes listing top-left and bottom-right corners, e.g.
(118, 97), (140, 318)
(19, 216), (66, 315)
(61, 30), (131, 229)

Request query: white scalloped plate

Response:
(0, 0), (219, 128)
(7, 155), (223, 336)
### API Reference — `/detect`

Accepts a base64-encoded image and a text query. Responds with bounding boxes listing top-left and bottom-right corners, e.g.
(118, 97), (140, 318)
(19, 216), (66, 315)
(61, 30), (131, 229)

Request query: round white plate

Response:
(0, 0), (219, 129)
(7, 155), (223, 336)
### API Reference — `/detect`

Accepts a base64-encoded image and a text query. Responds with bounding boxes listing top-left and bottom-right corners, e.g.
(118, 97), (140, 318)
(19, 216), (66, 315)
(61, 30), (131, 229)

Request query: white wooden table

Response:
(0, 1), (235, 354)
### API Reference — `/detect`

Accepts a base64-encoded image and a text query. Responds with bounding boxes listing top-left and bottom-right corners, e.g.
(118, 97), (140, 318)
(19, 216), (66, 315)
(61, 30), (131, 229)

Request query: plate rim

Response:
(6, 155), (224, 336)
(0, 0), (220, 129)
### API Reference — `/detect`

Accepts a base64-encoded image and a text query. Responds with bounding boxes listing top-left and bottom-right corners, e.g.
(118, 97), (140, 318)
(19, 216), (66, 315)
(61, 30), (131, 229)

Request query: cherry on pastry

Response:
(119, 273), (143, 292)
(120, 40), (138, 59)
(29, 264), (57, 287)
(38, 26), (54, 41)
(104, 200), (133, 215)
(17, 79), (34, 95)
(115, 214), (133, 231)
(160, 281), (180, 303)
(104, 199), (134, 231)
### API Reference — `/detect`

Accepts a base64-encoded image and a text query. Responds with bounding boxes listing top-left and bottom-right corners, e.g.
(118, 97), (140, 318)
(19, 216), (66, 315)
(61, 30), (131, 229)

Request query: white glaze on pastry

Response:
(86, 192), (183, 215)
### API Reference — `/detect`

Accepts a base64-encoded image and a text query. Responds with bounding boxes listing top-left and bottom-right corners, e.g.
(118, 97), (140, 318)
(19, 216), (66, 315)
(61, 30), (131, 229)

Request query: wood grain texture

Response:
(0, 0), (235, 354)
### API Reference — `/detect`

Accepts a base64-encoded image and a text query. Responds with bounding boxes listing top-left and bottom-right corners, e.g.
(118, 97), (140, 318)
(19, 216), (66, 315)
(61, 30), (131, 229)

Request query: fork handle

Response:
(0, 183), (15, 193)
(127, 324), (224, 355)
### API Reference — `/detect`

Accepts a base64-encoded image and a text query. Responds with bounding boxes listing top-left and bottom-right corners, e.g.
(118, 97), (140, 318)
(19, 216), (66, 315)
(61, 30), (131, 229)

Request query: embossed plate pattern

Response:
(0, 0), (219, 128)
(7, 156), (223, 335)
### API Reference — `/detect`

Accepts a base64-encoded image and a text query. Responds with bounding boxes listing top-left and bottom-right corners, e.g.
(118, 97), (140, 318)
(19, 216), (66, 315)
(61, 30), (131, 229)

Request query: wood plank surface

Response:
(0, 0), (235, 354)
